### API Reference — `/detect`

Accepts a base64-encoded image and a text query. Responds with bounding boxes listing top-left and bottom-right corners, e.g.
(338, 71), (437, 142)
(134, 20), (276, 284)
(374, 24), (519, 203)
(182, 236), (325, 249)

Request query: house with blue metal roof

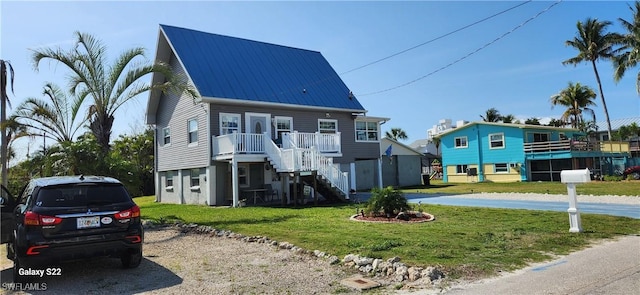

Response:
(146, 25), (389, 207)
(436, 122), (630, 183)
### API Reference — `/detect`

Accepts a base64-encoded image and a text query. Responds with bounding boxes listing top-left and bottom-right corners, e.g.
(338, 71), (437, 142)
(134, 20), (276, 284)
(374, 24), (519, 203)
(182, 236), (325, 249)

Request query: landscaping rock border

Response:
(143, 220), (446, 288)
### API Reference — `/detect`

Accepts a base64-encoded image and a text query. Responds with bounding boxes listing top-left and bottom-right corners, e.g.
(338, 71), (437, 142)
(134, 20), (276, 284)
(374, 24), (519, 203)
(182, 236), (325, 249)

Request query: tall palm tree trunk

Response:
(1, 62), (8, 187)
(591, 60), (613, 141)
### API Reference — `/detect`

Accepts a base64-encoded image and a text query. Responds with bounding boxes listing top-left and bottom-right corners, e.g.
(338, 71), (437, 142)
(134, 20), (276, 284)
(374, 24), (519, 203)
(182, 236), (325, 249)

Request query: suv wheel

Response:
(121, 248), (142, 268)
(632, 172), (640, 180)
(12, 254), (25, 283)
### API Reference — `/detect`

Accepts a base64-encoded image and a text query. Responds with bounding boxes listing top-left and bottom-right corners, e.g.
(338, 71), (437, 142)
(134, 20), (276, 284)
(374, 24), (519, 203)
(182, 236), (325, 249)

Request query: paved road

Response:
(351, 193), (640, 219)
(442, 235), (640, 295)
(404, 195), (640, 219)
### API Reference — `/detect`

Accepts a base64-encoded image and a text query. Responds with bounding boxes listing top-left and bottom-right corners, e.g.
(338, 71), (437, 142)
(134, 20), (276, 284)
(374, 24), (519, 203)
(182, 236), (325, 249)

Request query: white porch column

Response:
(177, 169), (184, 204)
(349, 163), (356, 191)
(155, 171), (161, 203)
(206, 166), (215, 206)
(377, 158), (383, 188)
(231, 157), (239, 207)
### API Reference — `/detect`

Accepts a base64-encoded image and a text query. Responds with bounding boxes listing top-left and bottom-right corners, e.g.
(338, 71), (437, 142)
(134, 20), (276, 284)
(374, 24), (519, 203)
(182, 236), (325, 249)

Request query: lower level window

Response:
(456, 165), (468, 174)
(190, 169), (200, 187)
(494, 163), (508, 173)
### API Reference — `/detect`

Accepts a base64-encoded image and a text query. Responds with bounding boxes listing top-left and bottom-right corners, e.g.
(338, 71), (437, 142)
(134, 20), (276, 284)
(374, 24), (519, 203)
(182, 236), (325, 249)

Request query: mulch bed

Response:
(351, 212), (435, 223)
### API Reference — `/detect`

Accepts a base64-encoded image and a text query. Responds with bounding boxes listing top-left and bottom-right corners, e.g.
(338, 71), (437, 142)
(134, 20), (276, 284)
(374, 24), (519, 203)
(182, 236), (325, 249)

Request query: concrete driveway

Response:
(443, 235), (640, 295)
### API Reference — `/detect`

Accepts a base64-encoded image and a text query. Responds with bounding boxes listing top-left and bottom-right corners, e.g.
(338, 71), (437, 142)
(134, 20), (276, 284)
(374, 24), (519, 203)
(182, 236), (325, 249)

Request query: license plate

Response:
(77, 216), (100, 229)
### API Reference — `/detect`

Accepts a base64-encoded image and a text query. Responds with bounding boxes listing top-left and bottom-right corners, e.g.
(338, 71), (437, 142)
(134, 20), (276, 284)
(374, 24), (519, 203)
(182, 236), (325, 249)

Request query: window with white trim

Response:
(274, 116), (292, 139)
(454, 136), (468, 148)
(220, 113), (241, 135)
(456, 164), (468, 174)
(165, 171), (174, 188)
(355, 120), (379, 142)
(494, 163), (508, 173)
(489, 133), (504, 149)
(238, 164), (249, 187)
(318, 119), (337, 134)
(190, 168), (200, 187)
(187, 118), (198, 144)
(162, 127), (171, 145)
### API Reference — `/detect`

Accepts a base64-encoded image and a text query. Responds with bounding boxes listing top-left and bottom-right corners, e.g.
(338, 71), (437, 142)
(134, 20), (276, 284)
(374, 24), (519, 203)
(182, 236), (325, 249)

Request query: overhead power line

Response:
(356, 0), (562, 97)
(340, 0), (533, 75)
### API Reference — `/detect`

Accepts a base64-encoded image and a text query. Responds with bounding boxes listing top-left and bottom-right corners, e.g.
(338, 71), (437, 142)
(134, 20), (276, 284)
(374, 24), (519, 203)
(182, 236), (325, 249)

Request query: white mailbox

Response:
(560, 169), (591, 184)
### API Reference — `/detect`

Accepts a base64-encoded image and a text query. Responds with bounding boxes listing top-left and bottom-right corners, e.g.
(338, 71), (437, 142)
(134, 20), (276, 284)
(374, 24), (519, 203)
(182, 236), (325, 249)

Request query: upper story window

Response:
(220, 113), (241, 135)
(455, 136), (468, 148)
(162, 127), (171, 146)
(187, 118), (198, 145)
(489, 133), (505, 149)
(318, 119), (337, 134)
(355, 120), (379, 142)
(274, 116), (293, 139)
(532, 133), (549, 142)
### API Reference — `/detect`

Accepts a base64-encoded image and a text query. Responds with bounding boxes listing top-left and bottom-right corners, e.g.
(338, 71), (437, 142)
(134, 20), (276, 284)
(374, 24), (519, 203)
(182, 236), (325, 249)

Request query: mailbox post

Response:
(560, 169), (591, 233)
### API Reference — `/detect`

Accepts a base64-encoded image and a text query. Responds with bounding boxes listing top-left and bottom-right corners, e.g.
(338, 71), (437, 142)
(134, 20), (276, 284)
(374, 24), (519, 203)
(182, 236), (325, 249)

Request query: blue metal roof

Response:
(160, 24), (365, 111)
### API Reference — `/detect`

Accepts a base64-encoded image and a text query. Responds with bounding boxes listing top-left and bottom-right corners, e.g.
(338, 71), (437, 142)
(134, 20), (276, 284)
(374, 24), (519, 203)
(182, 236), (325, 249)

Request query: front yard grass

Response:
(136, 194), (640, 280)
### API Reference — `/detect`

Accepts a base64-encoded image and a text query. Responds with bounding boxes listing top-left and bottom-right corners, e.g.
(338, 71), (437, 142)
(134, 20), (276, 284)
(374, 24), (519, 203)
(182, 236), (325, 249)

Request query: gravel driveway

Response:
(0, 227), (383, 294)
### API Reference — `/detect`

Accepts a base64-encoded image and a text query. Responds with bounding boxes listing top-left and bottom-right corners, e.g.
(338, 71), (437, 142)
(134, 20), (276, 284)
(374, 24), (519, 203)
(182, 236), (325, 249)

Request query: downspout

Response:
(476, 126), (484, 182)
(153, 126), (160, 203)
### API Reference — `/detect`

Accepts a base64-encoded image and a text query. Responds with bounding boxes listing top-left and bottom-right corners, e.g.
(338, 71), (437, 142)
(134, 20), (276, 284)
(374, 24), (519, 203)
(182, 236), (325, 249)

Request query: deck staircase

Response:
(264, 135), (349, 201)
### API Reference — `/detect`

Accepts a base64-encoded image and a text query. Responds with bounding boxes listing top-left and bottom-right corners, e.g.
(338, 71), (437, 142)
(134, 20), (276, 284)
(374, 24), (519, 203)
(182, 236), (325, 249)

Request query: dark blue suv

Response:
(1, 175), (144, 282)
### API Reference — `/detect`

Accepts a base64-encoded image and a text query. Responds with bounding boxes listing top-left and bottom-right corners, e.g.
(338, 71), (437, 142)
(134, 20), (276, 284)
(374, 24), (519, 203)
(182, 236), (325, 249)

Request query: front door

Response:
(245, 113), (271, 137)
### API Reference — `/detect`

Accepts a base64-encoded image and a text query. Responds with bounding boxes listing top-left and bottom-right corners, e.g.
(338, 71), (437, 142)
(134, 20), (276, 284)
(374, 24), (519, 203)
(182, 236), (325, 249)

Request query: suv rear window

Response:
(35, 184), (131, 207)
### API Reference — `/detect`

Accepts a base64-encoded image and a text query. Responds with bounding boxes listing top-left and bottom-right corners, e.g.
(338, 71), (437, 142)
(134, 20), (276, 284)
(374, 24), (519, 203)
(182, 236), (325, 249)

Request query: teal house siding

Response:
(436, 122), (624, 182)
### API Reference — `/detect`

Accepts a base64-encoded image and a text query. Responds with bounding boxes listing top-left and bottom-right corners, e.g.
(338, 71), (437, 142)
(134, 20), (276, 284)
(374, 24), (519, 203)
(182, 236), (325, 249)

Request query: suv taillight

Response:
(115, 205), (140, 219)
(25, 211), (62, 226)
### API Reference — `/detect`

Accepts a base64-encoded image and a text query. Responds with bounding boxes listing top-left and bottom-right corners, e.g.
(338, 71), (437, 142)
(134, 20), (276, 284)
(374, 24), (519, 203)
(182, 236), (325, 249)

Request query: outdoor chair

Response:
(264, 184), (278, 202)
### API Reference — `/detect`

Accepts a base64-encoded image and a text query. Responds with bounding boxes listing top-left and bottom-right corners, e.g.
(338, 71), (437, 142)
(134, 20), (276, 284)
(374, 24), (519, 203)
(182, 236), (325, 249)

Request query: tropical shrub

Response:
(365, 186), (410, 216)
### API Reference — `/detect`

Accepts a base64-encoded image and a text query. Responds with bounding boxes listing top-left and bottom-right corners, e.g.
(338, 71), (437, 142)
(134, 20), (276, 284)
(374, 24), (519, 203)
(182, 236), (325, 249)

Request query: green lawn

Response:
(136, 181), (640, 280)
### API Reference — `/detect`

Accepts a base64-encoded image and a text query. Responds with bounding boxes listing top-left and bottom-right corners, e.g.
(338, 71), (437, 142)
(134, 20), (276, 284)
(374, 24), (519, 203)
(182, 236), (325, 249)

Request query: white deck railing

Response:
(213, 132), (349, 197)
(282, 132), (341, 153)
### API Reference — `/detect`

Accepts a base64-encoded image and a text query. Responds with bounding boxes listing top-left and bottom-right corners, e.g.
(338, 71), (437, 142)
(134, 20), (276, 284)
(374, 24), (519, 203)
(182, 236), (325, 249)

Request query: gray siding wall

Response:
(382, 155), (422, 187)
(355, 159), (379, 190)
(209, 103), (380, 163)
(156, 55), (209, 172)
(157, 169), (209, 205)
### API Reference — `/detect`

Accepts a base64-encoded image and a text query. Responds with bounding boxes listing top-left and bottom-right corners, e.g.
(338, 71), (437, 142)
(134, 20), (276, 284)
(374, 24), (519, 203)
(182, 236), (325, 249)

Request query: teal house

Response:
(436, 122), (630, 182)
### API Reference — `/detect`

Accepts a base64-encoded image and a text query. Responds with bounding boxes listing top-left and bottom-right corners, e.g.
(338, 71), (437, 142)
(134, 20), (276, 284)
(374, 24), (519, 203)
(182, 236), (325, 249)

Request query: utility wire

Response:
(340, 0), (533, 75)
(357, 0), (562, 97)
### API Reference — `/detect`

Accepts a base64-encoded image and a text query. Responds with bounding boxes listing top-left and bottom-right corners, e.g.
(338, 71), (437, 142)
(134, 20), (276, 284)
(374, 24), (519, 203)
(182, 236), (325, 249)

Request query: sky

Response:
(2, 0), (640, 164)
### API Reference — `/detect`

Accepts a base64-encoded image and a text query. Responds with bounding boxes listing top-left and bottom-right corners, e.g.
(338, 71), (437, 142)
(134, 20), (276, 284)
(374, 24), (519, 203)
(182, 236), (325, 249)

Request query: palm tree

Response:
(547, 118), (567, 127)
(480, 108), (501, 122)
(430, 136), (441, 157)
(1, 59), (15, 187)
(385, 128), (408, 141)
(614, 1), (640, 94)
(501, 114), (518, 124)
(563, 18), (622, 141)
(10, 83), (87, 144)
(31, 32), (197, 153)
(524, 117), (541, 125)
(550, 82), (597, 129)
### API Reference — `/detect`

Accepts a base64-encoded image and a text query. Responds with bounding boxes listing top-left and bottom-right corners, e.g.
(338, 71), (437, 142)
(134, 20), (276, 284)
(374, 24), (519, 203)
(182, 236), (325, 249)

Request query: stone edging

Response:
(142, 220), (446, 287)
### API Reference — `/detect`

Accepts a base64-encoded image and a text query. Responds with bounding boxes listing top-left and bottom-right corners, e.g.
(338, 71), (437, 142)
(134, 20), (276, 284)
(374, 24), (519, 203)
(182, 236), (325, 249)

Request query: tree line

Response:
(1, 32), (195, 193)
